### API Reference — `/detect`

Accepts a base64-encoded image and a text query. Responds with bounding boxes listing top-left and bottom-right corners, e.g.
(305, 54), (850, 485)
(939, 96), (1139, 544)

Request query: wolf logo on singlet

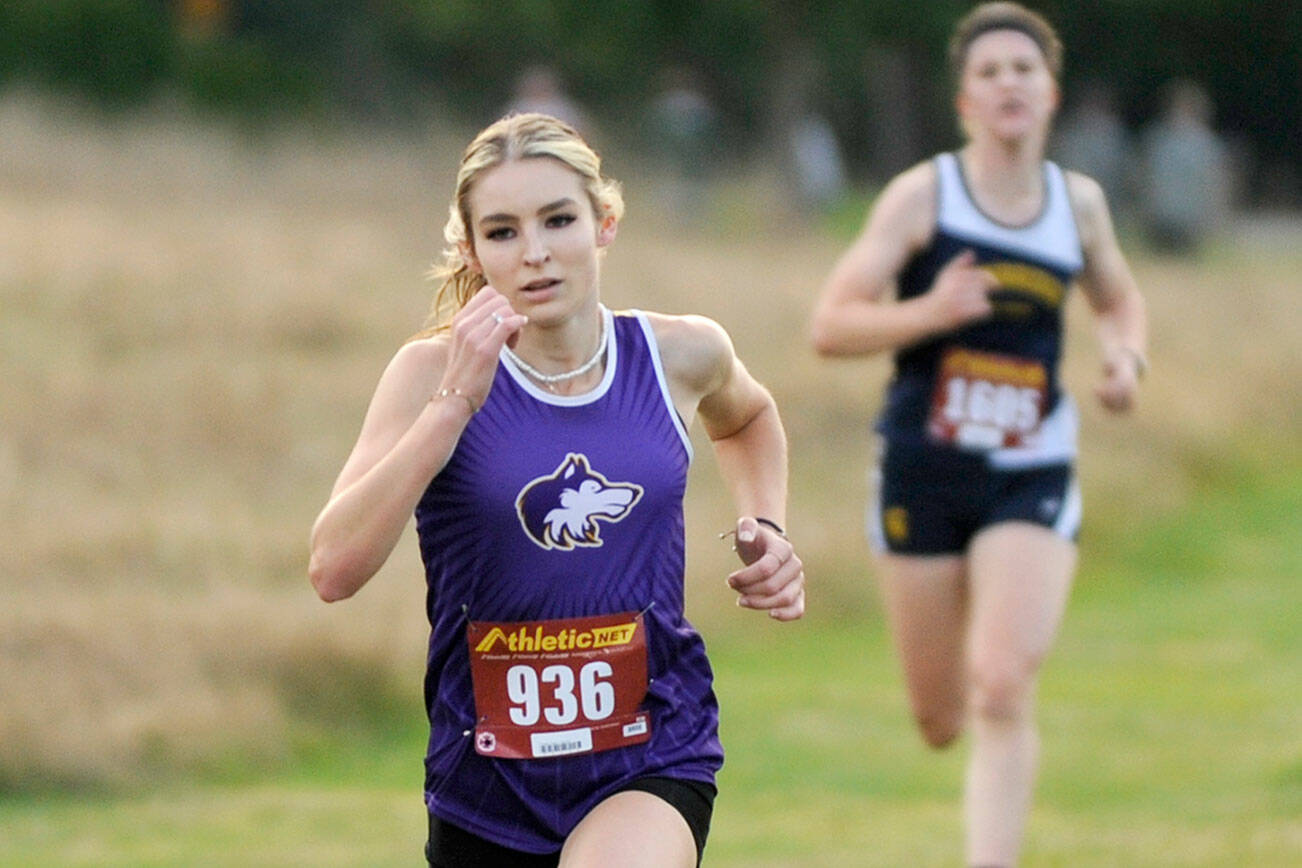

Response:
(516, 453), (644, 551)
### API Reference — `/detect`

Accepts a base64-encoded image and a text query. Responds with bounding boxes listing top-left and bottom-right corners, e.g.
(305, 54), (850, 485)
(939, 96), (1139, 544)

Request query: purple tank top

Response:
(414, 308), (723, 854)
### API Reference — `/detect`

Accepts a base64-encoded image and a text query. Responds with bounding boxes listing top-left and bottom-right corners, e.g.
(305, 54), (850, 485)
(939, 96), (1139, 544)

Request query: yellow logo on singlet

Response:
(984, 262), (1066, 309)
(884, 506), (910, 544)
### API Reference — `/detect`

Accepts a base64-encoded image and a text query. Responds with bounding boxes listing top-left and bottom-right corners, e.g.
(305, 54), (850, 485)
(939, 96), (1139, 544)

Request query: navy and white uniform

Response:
(414, 307), (723, 853)
(869, 152), (1084, 554)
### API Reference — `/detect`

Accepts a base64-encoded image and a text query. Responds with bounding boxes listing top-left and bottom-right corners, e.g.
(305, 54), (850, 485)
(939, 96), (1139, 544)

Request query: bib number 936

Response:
(506, 661), (615, 726)
(466, 611), (652, 759)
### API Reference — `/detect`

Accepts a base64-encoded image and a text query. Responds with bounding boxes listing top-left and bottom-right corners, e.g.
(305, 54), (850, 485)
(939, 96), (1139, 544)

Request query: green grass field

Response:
(1, 95), (1298, 865)
(3, 465), (1298, 866)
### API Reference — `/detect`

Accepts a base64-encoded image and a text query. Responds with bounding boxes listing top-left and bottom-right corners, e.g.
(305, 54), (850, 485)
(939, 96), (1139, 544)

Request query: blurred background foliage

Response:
(1, 0), (1298, 205)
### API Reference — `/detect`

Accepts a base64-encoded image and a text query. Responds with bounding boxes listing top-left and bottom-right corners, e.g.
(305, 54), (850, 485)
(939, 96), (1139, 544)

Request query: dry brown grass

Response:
(2, 92), (1298, 790)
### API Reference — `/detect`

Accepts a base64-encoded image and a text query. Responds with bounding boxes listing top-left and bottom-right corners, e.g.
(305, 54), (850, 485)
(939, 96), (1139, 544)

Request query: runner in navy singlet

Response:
(810, 5), (1147, 866)
(310, 112), (805, 867)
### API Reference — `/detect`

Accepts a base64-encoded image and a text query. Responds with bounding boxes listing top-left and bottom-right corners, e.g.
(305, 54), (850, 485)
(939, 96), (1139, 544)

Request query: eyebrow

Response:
(478, 197), (577, 226)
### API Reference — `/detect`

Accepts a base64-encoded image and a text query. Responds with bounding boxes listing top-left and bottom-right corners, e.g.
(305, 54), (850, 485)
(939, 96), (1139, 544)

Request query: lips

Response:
(521, 278), (561, 292)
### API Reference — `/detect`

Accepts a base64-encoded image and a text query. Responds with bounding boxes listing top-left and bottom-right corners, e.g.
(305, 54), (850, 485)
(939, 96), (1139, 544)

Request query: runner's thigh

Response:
(558, 790), (695, 868)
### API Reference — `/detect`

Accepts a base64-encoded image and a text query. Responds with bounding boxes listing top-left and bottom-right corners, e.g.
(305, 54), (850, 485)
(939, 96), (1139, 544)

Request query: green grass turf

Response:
(2, 462), (1297, 866)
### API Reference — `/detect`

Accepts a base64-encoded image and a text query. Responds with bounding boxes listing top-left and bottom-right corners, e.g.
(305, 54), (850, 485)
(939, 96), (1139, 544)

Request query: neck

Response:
(963, 135), (1043, 185)
(503, 304), (608, 394)
(511, 303), (605, 370)
(960, 139), (1046, 223)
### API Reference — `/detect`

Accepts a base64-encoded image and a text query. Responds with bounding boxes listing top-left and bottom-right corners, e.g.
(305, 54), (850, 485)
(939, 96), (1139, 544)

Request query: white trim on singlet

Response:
(633, 310), (695, 463)
(497, 306), (618, 405)
(936, 152), (1083, 275)
(988, 392), (1079, 469)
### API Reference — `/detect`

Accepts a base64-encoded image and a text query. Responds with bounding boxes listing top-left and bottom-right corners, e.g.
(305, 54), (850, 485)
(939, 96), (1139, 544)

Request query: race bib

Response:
(467, 612), (651, 760)
(928, 348), (1048, 450)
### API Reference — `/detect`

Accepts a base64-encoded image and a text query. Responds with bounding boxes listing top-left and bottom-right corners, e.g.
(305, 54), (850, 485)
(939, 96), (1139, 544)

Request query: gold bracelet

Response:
(433, 387), (478, 414)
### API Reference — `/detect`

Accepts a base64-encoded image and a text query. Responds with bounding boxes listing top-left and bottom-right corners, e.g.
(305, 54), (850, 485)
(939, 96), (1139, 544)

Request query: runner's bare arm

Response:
(811, 162), (977, 356)
(655, 314), (804, 621)
(308, 338), (466, 601)
(1068, 172), (1148, 413)
(309, 288), (526, 601)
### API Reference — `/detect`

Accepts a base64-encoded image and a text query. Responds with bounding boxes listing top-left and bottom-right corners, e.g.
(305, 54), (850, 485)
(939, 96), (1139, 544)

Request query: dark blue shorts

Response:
(869, 440), (1080, 555)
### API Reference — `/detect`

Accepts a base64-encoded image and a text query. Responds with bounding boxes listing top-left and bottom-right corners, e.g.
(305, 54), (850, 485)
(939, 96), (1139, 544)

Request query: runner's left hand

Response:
(1095, 347), (1141, 413)
(726, 517), (805, 622)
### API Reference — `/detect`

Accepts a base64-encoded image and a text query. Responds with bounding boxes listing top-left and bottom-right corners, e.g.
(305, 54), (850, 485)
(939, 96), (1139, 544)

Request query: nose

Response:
(522, 229), (550, 267)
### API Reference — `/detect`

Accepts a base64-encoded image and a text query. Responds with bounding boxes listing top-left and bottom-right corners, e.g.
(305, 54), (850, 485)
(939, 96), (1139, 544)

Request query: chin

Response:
(992, 123), (1044, 148)
(516, 296), (578, 327)
(513, 290), (555, 307)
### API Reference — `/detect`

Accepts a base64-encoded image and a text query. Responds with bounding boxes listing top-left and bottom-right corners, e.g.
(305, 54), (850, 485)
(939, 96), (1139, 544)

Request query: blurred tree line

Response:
(1, 0), (1297, 205)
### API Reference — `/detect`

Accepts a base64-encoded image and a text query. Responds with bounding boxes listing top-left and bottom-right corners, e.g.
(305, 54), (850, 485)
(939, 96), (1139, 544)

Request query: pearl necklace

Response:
(502, 312), (609, 390)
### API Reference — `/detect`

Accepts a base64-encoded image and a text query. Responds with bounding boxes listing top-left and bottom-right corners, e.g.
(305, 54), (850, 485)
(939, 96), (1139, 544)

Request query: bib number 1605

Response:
(506, 662), (615, 726)
(940, 377), (1041, 434)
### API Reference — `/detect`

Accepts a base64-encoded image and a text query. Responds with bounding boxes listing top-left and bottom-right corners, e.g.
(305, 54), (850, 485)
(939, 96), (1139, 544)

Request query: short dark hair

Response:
(949, 2), (1063, 82)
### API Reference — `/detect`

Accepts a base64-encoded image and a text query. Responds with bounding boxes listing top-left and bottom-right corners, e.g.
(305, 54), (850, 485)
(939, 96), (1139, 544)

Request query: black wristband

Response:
(1121, 347), (1149, 380)
(755, 517), (787, 538)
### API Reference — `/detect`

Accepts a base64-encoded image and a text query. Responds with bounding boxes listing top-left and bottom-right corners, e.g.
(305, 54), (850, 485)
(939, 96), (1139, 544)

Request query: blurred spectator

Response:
(768, 42), (847, 216)
(648, 67), (718, 218)
(862, 43), (924, 181)
(503, 66), (588, 134)
(1055, 81), (1130, 212)
(789, 111), (847, 213)
(1139, 79), (1229, 254)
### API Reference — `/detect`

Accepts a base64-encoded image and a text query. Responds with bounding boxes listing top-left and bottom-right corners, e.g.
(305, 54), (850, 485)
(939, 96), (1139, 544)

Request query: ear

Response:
(596, 213), (618, 248)
(458, 240), (482, 274)
(953, 91), (976, 140)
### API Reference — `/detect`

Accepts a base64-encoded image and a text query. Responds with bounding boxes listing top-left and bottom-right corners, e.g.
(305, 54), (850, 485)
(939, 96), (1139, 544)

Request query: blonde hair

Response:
(948, 2), (1063, 84)
(421, 113), (624, 333)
